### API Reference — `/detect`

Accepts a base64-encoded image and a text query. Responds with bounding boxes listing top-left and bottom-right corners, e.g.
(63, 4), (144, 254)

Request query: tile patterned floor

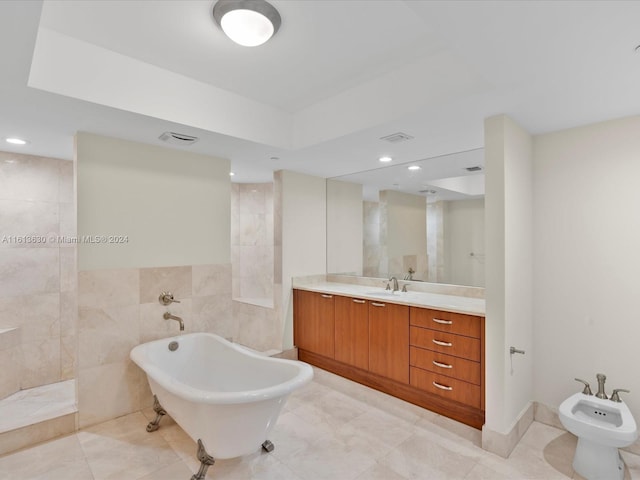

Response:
(1, 368), (638, 480)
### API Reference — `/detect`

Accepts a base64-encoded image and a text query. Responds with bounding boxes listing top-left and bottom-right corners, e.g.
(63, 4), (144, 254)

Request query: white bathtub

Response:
(130, 332), (313, 459)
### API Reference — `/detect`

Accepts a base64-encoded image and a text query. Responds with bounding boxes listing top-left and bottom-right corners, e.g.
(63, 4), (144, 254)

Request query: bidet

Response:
(559, 391), (638, 480)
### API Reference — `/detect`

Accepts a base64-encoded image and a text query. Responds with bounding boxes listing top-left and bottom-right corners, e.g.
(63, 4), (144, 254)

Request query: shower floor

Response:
(0, 379), (76, 434)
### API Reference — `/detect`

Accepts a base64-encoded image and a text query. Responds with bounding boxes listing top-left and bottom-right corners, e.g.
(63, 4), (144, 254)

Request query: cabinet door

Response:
(368, 302), (409, 383)
(294, 290), (335, 358)
(335, 296), (369, 370)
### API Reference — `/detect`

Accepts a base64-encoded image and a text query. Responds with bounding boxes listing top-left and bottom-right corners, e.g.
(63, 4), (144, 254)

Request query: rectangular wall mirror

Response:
(326, 148), (485, 287)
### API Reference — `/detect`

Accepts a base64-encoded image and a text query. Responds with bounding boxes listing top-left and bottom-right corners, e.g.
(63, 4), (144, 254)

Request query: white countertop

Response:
(294, 282), (485, 316)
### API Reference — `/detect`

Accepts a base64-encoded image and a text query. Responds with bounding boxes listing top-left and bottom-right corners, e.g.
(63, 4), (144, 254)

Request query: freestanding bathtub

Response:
(130, 332), (312, 472)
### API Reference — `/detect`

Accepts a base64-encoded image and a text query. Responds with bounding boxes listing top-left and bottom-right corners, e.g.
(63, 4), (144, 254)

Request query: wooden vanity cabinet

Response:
(293, 289), (485, 429)
(334, 296), (369, 370)
(293, 289), (335, 358)
(368, 301), (409, 384)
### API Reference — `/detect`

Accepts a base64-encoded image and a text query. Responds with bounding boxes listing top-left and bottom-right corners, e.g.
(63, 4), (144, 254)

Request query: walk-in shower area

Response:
(0, 152), (77, 453)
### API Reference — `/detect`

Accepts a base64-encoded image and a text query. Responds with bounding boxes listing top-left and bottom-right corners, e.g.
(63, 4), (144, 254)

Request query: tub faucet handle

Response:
(574, 378), (593, 395)
(159, 291), (181, 305)
(610, 389), (630, 403)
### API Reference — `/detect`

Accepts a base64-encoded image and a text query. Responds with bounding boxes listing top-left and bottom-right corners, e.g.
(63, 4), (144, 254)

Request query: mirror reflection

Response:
(328, 148), (485, 287)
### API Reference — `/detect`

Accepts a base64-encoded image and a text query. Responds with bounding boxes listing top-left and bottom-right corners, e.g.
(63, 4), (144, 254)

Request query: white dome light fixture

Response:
(213, 0), (281, 47)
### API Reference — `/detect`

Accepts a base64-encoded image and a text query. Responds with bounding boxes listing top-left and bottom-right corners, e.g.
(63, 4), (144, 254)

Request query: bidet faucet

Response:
(595, 373), (608, 399)
(163, 311), (184, 331)
(388, 276), (399, 292)
(574, 378), (593, 395)
(610, 388), (630, 403)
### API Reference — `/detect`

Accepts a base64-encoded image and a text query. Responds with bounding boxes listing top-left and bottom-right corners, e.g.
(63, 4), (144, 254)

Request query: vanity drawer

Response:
(410, 327), (480, 361)
(410, 367), (481, 409)
(410, 346), (481, 385)
(410, 307), (481, 339)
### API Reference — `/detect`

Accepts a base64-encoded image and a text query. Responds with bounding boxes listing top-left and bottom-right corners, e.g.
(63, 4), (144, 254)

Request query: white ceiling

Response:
(2, 0), (640, 200)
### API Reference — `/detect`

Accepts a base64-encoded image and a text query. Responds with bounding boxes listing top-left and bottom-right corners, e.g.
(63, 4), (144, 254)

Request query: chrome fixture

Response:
(159, 292), (181, 306)
(509, 346), (525, 355)
(595, 373), (608, 399)
(404, 267), (415, 280)
(611, 389), (630, 403)
(574, 378), (593, 395)
(213, 0), (281, 47)
(164, 311), (184, 331)
(388, 276), (399, 292)
(168, 341), (179, 352)
(401, 284), (408, 293)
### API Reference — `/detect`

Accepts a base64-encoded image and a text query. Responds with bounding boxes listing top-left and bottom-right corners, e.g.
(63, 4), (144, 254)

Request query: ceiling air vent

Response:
(159, 131), (199, 146)
(465, 165), (483, 172)
(380, 132), (414, 143)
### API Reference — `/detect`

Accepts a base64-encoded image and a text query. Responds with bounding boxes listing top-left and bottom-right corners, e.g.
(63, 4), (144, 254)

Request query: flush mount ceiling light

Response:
(407, 165), (421, 171)
(379, 156), (393, 163)
(5, 137), (29, 145)
(213, 0), (281, 47)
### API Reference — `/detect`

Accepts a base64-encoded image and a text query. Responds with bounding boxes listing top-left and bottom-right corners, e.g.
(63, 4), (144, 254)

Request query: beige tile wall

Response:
(230, 183), (274, 301)
(0, 151), (77, 390)
(77, 263), (233, 428)
(0, 328), (21, 400)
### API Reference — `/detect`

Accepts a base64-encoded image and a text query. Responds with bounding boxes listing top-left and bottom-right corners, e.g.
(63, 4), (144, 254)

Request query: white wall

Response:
(326, 179), (363, 275)
(443, 198), (485, 287)
(76, 132), (230, 270)
(484, 115), (534, 435)
(277, 170), (327, 349)
(533, 116), (640, 419)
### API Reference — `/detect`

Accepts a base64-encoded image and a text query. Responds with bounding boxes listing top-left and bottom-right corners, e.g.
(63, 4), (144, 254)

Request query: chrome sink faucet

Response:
(388, 276), (399, 292)
(595, 373), (608, 399)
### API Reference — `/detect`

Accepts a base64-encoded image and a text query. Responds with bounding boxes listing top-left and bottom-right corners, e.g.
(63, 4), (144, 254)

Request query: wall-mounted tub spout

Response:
(163, 311), (184, 331)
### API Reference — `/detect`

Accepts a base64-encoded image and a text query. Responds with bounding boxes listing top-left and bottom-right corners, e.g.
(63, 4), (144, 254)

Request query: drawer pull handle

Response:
(433, 318), (453, 325)
(432, 381), (453, 391)
(321, 294), (333, 299)
(432, 360), (453, 369)
(352, 299), (366, 304)
(432, 339), (453, 347)
(371, 302), (386, 307)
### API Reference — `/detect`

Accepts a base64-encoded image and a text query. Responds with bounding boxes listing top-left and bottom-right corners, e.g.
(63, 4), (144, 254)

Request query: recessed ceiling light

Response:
(213, 0), (281, 47)
(229, 172), (235, 176)
(408, 165), (421, 171)
(5, 137), (28, 145)
(379, 156), (392, 163)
